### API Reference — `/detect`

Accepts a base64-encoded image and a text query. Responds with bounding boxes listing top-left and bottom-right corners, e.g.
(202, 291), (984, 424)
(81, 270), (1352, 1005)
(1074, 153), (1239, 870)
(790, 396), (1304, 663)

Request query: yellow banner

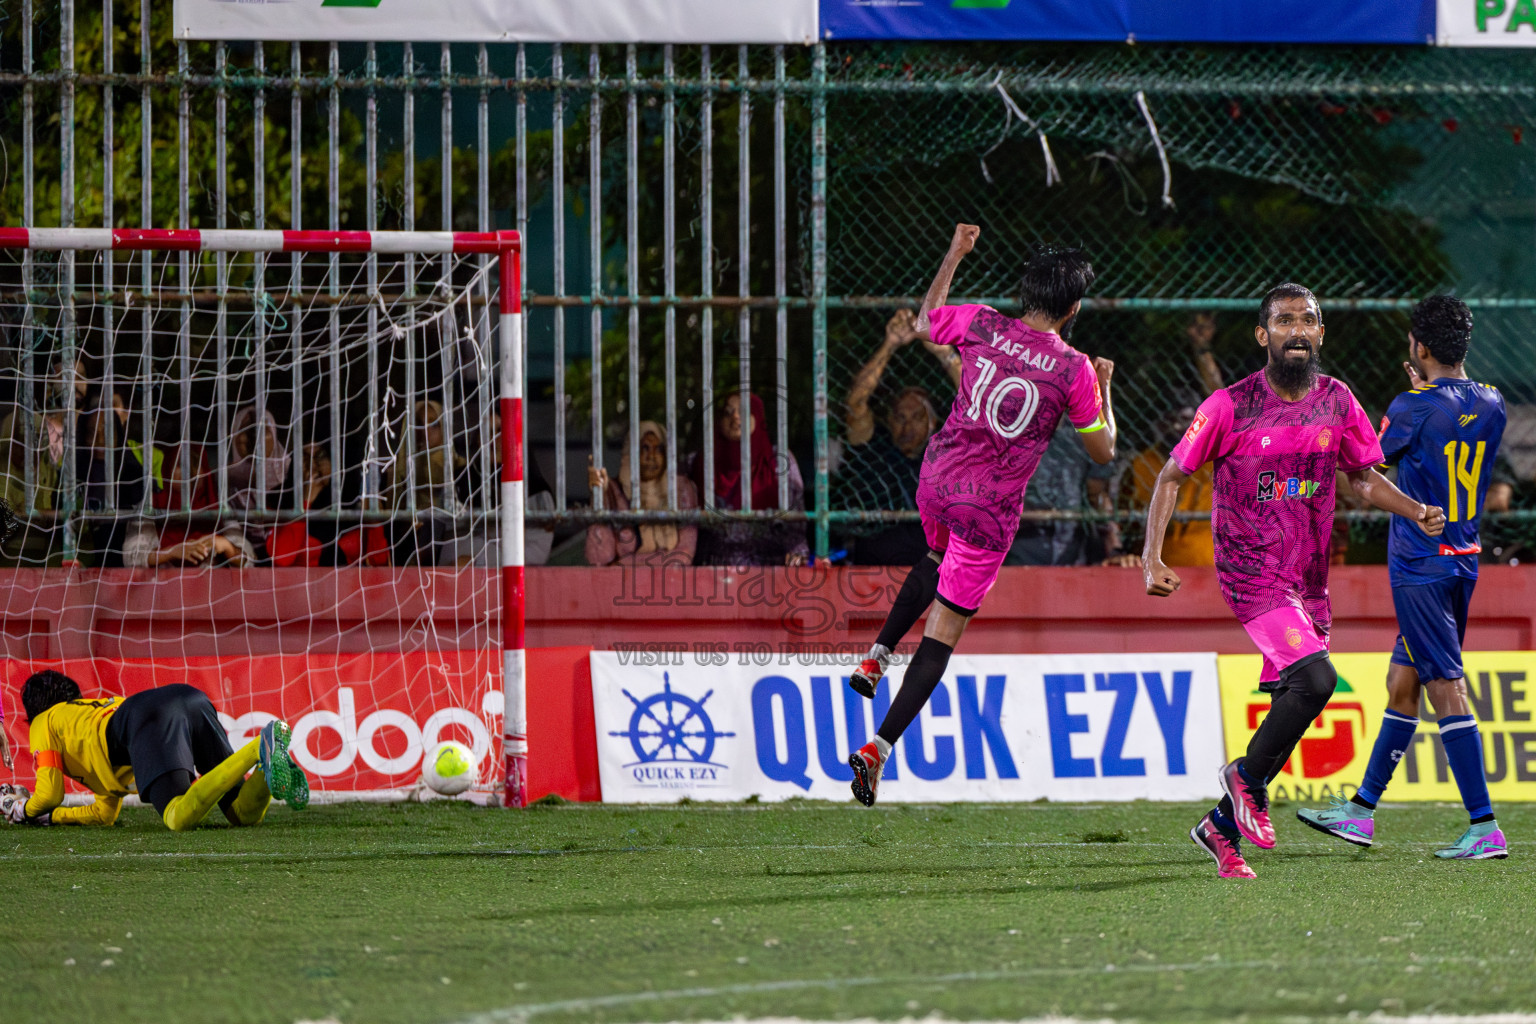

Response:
(1217, 652), (1536, 803)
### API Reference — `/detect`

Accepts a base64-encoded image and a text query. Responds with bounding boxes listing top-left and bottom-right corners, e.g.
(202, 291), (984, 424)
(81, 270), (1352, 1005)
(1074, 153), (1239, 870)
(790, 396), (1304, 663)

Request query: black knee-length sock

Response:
(874, 554), (941, 653)
(876, 635), (954, 744)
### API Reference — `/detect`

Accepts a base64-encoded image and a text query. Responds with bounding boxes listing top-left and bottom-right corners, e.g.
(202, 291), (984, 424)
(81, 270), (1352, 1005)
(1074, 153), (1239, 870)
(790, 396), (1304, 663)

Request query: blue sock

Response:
(1211, 798), (1239, 836)
(1439, 714), (1494, 822)
(1355, 709), (1418, 808)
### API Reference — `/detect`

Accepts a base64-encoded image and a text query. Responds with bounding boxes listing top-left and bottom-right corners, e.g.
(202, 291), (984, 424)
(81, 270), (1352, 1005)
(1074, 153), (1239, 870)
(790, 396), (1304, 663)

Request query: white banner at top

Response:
(1437, 0), (1536, 45)
(173, 0), (819, 43)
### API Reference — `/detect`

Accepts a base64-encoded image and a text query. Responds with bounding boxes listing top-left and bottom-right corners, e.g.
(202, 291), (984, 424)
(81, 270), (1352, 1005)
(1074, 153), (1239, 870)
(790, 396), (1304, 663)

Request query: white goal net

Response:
(0, 229), (527, 806)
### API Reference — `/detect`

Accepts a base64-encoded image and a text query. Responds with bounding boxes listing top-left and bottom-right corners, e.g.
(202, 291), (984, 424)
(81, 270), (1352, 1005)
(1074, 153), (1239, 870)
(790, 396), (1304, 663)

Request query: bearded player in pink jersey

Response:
(1143, 283), (1446, 879)
(846, 224), (1118, 806)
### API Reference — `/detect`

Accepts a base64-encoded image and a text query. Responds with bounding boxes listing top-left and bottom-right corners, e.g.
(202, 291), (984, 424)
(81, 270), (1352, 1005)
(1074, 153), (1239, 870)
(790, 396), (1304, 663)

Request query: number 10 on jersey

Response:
(1443, 440), (1486, 522)
(967, 355), (1042, 439)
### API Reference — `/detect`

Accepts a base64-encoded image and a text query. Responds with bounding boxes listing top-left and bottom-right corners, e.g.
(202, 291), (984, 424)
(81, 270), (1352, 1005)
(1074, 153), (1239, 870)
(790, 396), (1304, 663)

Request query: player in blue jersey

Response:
(1298, 295), (1507, 860)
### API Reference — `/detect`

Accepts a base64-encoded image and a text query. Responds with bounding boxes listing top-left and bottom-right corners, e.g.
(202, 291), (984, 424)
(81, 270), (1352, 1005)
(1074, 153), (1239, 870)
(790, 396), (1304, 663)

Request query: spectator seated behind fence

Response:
(1005, 421), (1131, 567)
(835, 309), (962, 565)
(1123, 316), (1225, 568)
(127, 440), (257, 569)
(261, 442), (395, 568)
(0, 404), (66, 568)
(222, 404), (293, 564)
(585, 421), (698, 566)
(385, 399), (465, 566)
(1480, 404), (1536, 566)
(691, 392), (810, 567)
(440, 407), (556, 569)
(78, 388), (170, 568)
(1127, 399), (1215, 567)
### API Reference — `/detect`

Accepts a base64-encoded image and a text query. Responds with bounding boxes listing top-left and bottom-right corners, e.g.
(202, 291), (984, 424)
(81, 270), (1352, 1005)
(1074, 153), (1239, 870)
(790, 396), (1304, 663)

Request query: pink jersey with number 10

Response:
(915, 304), (1104, 553)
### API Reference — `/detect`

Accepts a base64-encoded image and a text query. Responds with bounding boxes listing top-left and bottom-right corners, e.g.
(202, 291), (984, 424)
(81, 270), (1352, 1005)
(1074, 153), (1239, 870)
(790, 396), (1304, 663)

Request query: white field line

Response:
(1286, 1017), (1536, 1024)
(60, 798), (1471, 813)
(0, 841), (1140, 861)
(617, 1018), (1114, 1024)
(520, 801), (1475, 813)
(447, 957), (1532, 1024)
(0, 835), (1511, 862)
(565, 1018), (1536, 1024)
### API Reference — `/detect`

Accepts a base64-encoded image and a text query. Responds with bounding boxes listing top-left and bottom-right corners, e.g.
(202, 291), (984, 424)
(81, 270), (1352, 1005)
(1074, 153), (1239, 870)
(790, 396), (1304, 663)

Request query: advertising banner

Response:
(1218, 652), (1536, 803)
(0, 654), (502, 796)
(820, 1), (1433, 44)
(591, 651), (1224, 803)
(1437, 0), (1536, 45)
(173, 0), (819, 44)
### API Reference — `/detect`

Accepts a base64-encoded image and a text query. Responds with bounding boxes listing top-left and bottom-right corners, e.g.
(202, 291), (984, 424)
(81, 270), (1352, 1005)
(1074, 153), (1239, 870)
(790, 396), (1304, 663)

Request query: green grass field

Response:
(2, 798), (1533, 1024)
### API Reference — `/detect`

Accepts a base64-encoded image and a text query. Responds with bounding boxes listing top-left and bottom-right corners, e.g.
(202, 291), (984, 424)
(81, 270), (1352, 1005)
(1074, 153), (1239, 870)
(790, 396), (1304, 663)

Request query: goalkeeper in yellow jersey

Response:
(0, 672), (308, 830)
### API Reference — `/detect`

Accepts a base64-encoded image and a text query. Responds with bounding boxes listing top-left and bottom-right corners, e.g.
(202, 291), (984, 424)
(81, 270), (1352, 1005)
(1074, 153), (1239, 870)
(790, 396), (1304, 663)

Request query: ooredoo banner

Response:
(0, 654), (501, 796)
(591, 651), (1224, 803)
(173, 0), (819, 43)
(1218, 652), (1536, 803)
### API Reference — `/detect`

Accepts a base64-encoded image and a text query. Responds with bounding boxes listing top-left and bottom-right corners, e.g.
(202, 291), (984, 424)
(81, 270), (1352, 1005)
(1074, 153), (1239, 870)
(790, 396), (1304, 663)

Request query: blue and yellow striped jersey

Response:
(1379, 377), (1506, 586)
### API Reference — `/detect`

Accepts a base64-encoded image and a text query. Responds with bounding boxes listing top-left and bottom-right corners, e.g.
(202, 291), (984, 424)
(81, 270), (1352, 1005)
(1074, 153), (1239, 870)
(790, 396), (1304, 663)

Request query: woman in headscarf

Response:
(228, 405), (291, 514)
(221, 404), (291, 562)
(585, 420), (698, 566)
(77, 387), (166, 567)
(691, 392), (809, 567)
(0, 404), (64, 567)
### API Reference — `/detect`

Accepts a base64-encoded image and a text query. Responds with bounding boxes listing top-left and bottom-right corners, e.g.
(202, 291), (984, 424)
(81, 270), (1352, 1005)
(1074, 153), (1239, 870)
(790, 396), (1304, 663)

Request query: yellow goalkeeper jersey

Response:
(24, 697), (133, 826)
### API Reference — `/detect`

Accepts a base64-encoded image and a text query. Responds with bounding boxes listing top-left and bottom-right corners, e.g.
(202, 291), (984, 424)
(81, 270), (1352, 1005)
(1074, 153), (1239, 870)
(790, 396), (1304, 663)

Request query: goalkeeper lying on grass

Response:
(1, 672), (308, 830)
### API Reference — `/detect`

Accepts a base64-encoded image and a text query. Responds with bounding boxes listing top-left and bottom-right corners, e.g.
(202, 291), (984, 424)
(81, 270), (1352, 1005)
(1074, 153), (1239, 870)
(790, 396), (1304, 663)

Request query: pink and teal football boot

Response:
(1297, 796), (1375, 848)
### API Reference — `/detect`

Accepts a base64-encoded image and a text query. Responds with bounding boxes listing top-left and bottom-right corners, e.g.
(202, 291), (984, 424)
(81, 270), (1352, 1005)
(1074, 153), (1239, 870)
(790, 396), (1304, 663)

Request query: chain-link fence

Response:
(820, 44), (1536, 565)
(3, 3), (1536, 565)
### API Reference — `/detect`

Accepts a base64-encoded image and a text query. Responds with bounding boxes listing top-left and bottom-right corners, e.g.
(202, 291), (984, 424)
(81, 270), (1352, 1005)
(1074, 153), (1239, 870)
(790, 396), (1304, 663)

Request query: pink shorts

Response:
(1243, 604), (1331, 685)
(923, 516), (1006, 615)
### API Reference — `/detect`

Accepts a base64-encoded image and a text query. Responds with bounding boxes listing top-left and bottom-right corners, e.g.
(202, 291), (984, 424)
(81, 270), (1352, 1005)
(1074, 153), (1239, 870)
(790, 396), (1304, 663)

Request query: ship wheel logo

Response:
(610, 674), (736, 767)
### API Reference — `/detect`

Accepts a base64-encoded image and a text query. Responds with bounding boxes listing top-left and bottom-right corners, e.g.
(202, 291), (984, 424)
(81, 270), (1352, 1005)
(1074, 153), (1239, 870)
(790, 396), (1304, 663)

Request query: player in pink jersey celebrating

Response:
(1142, 283), (1446, 879)
(847, 224), (1118, 806)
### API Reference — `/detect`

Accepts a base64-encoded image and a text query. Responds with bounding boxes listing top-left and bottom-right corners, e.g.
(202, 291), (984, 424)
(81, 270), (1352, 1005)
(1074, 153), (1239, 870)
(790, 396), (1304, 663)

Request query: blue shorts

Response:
(1389, 576), (1474, 684)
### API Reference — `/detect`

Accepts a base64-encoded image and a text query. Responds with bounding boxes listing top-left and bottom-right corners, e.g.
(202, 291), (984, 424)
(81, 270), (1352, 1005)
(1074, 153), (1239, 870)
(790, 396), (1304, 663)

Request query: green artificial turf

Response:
(2, 799), (1533, 1024)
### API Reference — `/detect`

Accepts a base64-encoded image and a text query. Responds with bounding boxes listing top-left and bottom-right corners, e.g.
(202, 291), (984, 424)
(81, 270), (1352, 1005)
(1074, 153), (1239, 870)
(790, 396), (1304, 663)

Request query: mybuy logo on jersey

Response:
(1256, 470), (1322, 503)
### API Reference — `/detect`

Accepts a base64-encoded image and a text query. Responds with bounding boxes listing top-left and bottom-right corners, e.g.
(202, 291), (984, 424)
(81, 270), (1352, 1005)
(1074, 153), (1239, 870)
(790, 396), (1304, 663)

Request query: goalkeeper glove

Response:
(0, 784), (46, 825)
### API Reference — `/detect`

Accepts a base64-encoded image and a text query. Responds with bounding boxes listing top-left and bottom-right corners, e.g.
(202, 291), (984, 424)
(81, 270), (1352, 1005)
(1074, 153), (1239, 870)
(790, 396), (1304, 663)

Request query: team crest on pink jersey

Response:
(1317, 427), (1332, 449)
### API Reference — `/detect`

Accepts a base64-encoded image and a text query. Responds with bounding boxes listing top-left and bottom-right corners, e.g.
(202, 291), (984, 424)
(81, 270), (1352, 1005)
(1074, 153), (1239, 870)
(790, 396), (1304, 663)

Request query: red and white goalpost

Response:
(0, 228), (527, 807)
(493, 235), (528, 810)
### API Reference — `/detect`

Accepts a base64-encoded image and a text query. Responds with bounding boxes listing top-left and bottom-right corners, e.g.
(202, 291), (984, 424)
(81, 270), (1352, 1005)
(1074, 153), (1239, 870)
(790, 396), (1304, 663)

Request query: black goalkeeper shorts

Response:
(105, 684), (235, 799)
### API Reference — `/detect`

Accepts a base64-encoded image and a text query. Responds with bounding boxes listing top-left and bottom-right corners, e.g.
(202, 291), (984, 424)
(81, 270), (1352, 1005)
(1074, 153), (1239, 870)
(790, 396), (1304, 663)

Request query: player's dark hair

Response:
(1410, 294), (1473, 367)
(20, 670), (83, 721)
(1258, 282), (1321, 329)
(1017, 248), (1095, 321)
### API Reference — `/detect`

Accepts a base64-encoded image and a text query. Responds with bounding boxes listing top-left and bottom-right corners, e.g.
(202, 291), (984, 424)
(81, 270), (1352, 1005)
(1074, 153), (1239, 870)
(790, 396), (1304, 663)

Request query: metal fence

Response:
(4, 1), (1536, 567)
